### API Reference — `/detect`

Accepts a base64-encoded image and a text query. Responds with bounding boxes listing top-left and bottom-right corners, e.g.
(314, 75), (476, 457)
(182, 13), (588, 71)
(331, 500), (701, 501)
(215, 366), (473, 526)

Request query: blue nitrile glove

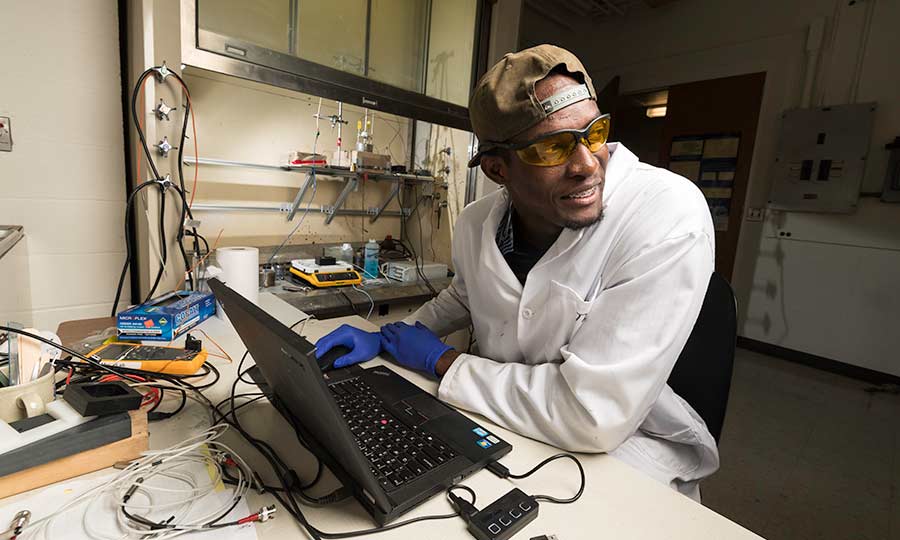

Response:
(315, 324), (382, 368)
(379, 321), (453, 376)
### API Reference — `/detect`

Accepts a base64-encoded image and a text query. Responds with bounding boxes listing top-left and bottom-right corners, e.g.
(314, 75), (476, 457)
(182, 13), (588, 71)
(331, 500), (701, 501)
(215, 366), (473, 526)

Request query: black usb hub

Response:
(467, 488), (539, 540)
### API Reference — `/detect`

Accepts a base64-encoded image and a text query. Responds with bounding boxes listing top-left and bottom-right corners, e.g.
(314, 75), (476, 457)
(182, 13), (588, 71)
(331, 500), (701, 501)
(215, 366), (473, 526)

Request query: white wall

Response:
(0, 0), (128, 330)
(127, 0), (479, 287)
(521, 0), (900, 376)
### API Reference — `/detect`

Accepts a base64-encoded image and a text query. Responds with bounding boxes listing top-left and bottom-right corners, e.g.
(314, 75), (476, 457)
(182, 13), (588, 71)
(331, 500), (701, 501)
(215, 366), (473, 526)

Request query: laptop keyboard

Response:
(329, 377), (457, 492)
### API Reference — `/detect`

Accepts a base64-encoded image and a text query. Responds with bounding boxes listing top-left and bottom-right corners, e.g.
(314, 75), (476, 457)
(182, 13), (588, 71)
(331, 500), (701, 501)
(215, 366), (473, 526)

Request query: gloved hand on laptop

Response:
(380, 322), (453, 377)
(315, 324), (382, 368)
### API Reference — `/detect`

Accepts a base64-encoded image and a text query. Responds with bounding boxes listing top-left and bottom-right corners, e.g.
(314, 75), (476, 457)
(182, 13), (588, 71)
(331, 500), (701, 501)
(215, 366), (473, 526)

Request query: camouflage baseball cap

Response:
(467, 44), (596, 167)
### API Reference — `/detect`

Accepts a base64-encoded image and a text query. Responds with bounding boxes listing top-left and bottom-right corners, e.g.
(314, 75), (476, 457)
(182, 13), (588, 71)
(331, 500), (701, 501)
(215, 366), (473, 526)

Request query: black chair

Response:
(666, 272), (737, 443)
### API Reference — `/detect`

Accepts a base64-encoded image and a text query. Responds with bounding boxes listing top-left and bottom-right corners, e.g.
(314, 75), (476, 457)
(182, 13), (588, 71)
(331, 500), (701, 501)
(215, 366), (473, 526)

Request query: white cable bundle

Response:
(20, 425), (260, 540)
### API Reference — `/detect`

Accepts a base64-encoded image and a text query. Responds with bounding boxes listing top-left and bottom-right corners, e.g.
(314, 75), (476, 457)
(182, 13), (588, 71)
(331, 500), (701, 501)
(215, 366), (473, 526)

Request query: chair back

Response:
(667, 272), (737, 443)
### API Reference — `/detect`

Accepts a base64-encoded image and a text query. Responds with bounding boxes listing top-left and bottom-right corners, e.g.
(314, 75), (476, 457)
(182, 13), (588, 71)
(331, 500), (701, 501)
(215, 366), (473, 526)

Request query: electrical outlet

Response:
(746, 207), (764, 221)
(0, 116), (12, 152)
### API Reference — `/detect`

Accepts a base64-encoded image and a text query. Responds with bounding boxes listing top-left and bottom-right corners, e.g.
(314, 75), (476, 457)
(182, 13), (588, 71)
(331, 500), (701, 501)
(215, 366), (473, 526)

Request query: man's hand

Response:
(380, 322), (454, 376)
(315, 324), (381, 368)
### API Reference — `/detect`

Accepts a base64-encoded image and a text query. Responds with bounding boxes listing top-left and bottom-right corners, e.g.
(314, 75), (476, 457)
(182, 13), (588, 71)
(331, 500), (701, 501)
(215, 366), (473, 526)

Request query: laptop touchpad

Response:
(404, 394), (451, 420)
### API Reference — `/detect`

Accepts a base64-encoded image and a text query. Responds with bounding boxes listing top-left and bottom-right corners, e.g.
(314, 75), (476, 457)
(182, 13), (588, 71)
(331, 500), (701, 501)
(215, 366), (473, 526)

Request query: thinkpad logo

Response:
(371, 369), (389, 376)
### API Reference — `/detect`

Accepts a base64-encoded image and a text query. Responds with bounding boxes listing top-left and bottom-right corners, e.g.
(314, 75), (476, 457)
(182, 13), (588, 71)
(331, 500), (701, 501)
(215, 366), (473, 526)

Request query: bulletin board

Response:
(668, 134), (741, 232)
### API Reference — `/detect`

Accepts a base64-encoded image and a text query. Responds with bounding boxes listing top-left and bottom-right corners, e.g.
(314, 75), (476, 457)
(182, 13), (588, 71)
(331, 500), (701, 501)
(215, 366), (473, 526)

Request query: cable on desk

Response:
(351, 285), (375, 320)
(15, 317), (472, 539)
(338, 289), (362, 317)
(486, 453), (586, 505)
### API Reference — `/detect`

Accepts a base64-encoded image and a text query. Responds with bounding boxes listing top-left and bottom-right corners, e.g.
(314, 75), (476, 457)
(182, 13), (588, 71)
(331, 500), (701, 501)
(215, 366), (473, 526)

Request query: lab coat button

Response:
(522, 308), (534, 319)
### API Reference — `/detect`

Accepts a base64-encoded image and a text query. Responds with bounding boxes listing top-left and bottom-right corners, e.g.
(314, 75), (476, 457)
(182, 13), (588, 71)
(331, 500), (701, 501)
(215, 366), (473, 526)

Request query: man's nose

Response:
(566, 138), (600, 178)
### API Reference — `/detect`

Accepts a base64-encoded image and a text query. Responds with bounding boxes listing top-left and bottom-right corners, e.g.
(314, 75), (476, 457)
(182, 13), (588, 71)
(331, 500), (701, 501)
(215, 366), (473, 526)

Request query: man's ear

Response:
(480, 154), (509, 186)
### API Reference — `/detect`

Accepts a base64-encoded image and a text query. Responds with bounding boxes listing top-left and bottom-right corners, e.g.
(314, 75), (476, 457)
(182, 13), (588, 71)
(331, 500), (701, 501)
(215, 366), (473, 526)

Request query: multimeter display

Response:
(94, 344), (200, 362)
(87, 342), (207, 374)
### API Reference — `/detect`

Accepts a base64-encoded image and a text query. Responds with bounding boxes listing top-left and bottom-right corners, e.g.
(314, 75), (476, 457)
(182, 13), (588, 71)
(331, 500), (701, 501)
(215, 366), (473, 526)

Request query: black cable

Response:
(202, 495), (245, 528)
(186, 361), (220, 390)
(185, 230), (210, 254)
(310, 509), (461, 539)
(0, 326), (140, 382)
(26, 307), (468, 539)
(209, 348), (473, 537)
(169, 76), (201, 292)
(486, 453), (586, 505)
(400, 190), (438, 296)
(113, 67), (200, 317)
(112, 68), (158, 315)
(111, 179), (161, 316)
(143, 384), (187, 421)
(236, 351), (256, 384)
(131, 68), (161, 180)
(144, 186), (168, 304)
(338, 289), (361, 316)
(447, 484), (477, 506)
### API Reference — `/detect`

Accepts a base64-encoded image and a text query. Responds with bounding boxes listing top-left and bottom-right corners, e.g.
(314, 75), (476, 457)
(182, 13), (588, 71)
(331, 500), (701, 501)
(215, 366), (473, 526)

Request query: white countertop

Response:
(0, 292), (764, 539)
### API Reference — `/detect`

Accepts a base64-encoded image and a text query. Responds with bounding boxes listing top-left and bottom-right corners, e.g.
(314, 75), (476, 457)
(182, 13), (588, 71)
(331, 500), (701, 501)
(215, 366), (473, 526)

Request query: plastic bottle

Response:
(339, 243), (354, 265)
(363, 239), (379, 279)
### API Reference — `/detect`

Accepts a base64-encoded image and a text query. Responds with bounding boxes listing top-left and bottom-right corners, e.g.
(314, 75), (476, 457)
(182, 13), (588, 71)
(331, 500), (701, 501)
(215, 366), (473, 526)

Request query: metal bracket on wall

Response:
(371, 182), (401, 223)
(287, 170), (317, 221)
(324, 177), (359, 225)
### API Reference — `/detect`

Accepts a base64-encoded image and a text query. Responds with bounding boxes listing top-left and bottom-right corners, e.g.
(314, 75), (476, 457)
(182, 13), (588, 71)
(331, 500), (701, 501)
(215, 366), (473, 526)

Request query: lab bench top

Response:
(1, 294), (764, 539)
(268, 277), (451, 319)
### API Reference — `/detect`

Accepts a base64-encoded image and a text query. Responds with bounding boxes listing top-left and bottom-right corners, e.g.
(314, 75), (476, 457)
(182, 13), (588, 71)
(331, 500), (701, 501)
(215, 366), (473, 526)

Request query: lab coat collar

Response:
(480, 189), (525, 293)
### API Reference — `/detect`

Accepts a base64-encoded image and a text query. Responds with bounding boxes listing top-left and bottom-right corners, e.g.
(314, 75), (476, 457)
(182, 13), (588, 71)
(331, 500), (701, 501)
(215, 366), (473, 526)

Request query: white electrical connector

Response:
(258, 505), (277, 522)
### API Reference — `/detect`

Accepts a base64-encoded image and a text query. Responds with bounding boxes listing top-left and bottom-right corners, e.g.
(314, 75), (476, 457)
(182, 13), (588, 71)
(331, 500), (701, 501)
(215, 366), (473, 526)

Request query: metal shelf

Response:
(190, 201), (407, 219)
(184, 155), (433, 225)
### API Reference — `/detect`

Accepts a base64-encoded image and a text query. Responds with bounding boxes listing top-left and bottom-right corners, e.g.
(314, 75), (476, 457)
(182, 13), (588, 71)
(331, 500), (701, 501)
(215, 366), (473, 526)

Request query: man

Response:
(316, 44), (718, 500)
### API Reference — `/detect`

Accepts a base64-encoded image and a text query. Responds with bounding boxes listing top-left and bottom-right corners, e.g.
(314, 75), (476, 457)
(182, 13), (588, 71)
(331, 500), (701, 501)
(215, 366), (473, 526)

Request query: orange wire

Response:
(173, 228), (223, 292)
(192, 328), (233, 363)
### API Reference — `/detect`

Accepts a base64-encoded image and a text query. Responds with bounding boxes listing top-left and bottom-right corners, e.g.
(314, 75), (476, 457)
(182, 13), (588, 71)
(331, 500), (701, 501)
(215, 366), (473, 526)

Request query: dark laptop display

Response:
(209, 278), (512, 525)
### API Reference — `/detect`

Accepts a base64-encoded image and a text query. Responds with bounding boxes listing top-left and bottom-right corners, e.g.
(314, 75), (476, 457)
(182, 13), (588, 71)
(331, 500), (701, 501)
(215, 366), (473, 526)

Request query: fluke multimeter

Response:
(85, 342), (207, 375)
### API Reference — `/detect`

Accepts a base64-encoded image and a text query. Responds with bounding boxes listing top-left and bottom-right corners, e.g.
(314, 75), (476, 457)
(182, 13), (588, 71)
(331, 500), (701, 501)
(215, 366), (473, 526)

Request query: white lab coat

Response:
(405, 143), (719, 499)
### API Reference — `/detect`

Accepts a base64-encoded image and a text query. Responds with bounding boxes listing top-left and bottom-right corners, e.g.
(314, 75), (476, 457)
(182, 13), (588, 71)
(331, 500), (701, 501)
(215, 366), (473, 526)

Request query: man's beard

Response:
(563, 204), (606, 230)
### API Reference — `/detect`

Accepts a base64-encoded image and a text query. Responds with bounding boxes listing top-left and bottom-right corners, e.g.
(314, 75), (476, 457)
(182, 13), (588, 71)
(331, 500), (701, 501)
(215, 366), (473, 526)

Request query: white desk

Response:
(1, 293), (763, 539)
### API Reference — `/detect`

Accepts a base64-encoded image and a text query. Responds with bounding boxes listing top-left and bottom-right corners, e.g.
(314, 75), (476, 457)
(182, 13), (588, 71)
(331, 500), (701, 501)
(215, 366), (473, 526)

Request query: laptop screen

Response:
(208, 279), (388, 511)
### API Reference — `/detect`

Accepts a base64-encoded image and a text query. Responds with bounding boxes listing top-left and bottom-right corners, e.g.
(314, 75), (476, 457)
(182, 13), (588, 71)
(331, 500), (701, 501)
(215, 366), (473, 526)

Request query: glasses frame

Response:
(485, 113), (611, 166)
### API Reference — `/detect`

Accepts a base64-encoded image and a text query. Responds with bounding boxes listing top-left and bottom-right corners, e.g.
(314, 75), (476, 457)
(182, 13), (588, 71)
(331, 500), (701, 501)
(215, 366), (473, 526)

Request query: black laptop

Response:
(209, 278), (512, 525)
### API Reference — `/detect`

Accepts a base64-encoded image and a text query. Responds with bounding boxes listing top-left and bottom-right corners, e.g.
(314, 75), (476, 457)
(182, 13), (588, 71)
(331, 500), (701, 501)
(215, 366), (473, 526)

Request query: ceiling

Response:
(525, 0), (680, 26)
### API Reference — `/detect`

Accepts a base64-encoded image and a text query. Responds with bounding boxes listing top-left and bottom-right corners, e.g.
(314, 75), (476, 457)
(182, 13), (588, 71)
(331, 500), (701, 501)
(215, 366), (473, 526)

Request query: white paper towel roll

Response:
(215, 247), (259, 305)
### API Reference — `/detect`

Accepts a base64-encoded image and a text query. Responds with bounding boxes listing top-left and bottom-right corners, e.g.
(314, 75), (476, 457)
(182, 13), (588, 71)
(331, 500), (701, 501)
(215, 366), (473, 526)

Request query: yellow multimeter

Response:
(85, 342), (207, 375)
(289, 259), (362, 288)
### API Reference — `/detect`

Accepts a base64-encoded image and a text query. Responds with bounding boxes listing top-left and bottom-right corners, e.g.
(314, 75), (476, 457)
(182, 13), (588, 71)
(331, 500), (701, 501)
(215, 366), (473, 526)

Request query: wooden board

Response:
(0, 410), (148, 499)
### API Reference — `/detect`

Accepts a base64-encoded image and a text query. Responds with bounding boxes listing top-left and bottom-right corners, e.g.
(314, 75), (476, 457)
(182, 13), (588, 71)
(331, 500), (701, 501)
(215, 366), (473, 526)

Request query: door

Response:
(660, 72), (766, 281)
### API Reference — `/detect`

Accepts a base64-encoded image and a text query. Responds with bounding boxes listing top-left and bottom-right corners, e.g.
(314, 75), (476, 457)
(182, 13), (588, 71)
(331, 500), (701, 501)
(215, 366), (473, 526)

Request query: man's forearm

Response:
(435, 349), (462, 377)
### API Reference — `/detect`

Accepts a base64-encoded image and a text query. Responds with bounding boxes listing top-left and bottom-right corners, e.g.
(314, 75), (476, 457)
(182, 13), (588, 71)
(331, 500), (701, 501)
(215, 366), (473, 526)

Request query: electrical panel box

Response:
(882, 136), (900, 203)
(767, 102), (876, 213)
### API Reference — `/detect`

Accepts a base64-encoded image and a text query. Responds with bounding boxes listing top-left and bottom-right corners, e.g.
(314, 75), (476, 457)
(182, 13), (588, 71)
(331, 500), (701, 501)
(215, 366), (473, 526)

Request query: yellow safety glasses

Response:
(498, 114), (611, 167)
